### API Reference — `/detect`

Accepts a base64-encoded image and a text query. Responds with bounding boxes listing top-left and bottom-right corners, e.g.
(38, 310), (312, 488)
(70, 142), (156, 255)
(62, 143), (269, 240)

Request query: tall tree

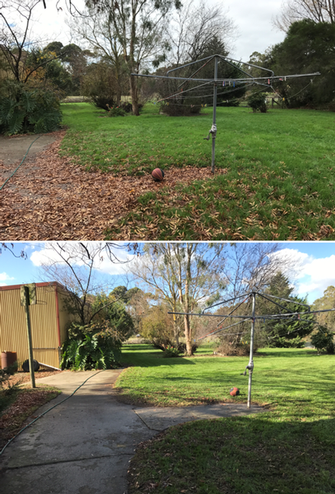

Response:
(129, 243), (227, 354)
(167, 0), (235, 66)
(0, 0), (58, 84)
(274, 0), (335, 32)
(221, 243), (297, 299)
(258, 272), (315, 347)
(70, 0), (180, 114)
(36, 242), (137, 325)
(312, 286), (335, 331)
(268, 20), (335, 107)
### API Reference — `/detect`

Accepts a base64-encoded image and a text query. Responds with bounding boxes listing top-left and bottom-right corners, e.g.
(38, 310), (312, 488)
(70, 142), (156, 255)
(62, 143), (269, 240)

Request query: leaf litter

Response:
(0, 130), (225, 240)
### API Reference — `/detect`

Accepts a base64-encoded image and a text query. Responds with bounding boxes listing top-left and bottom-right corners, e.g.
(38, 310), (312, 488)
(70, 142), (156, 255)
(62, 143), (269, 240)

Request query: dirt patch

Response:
(0, 130), (222, 240)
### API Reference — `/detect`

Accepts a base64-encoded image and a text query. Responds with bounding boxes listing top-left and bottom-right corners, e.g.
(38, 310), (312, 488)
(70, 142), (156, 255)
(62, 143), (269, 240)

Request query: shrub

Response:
(215, 340), (257, 357)
(159, 100), (202, 116)
(0, 81), (62, 135)
(152, 337), (198, 355)
(0, 361), (20, 395)
(247, 92), (267, 113)
(61, 322), (122, 370)
(311, 327), (335, 354)
(92, 95), (115, 111)
(162, 346), (181, 358)
(119, 102), (144, 114)
(107, 105), (126, 117)
(269, 335), (305, 348)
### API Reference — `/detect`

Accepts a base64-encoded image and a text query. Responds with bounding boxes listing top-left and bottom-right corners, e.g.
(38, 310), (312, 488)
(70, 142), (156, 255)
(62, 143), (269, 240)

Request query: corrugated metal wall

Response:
(57, 287), (76, 344)
(0, 284), (74, 369)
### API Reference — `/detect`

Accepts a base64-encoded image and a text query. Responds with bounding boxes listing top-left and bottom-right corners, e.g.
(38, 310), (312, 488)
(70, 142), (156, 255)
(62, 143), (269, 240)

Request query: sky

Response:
(23, 0), (286, 62)
(1, 242), (335, 305)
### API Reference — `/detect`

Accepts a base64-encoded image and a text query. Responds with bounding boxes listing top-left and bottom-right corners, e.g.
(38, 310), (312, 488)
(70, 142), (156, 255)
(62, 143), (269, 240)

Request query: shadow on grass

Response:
(259, 349), (318, 358)
(121, 344), (196, 367)
(128, 415), (335, 494)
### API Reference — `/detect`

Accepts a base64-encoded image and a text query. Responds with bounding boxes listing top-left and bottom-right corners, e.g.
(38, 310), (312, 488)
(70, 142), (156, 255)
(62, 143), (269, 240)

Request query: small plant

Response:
(162, 345), (181, 358)
(107, 104), (126, 117)
(247, 92), (267, 113)
(0, 361), (20, 395)
(311, 327), (335, 354)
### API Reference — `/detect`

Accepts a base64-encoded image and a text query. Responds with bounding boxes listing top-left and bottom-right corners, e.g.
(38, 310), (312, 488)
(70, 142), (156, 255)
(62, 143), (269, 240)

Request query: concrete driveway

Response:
(0, 370), (265, 494)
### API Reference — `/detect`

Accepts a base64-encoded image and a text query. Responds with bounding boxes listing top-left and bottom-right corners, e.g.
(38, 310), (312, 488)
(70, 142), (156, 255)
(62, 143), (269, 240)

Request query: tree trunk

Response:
(130, 74), (139, 115)
(184, 314), (192, 355)
(172, 303), (180, 347)
(183, 244), (193, 355)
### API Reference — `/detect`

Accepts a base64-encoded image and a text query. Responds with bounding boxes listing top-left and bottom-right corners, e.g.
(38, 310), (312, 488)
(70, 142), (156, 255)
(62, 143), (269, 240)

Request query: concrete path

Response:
(0, 134), (57, 166)
(0, 370), (265, 494)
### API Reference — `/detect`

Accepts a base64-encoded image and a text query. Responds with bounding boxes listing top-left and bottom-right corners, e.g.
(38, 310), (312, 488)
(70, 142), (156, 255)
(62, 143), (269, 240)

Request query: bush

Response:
(119, 102), (144, 114)
(107, 105), (126, 117)
(0, 81), (62, 135)
(152, 337), (198, 355)
(215, 340), (257, 357)
(162, 346), (181, 358)
(61, 322), (122, 370)
(311, 327), (335, 354)
(247, 92), (267, 113)
(92, 95), (115, 111)
(269, 335), (305, 348)
(0, 361), (20, 395)
(159, 100), (202, 116)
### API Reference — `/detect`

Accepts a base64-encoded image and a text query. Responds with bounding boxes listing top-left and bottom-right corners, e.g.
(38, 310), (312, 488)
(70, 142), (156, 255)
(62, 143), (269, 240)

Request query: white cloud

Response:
(0, 272), (15, 286)
(273, 248), (335, 302)
(30, 242), (135, 276)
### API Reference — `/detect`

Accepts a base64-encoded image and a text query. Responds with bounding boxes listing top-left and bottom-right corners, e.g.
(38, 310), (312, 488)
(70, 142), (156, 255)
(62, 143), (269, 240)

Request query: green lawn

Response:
(117, 344), (335, 494)
(60, 103), (335, 240)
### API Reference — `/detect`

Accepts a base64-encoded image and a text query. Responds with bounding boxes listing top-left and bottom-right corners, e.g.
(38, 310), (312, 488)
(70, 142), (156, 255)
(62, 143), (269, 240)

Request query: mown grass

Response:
(60, 103), (335, 240)
(117, 344), (335, 494)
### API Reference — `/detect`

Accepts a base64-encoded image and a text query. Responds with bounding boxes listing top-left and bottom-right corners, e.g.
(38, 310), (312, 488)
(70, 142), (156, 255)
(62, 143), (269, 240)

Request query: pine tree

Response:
(260, 272), (314, 348)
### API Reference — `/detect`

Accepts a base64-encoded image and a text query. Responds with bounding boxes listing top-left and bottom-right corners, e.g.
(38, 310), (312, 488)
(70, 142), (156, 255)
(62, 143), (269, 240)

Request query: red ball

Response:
(152, 168), (165, 182)
(230, 387), (240, 396)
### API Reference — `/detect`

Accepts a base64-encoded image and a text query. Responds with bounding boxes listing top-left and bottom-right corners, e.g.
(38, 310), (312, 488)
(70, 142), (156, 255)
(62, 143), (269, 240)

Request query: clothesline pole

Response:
(211, 56), (218, 174)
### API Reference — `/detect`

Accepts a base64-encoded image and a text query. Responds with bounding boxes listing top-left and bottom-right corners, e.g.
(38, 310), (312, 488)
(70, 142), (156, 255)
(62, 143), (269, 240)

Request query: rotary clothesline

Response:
(168, 290), (332, 407)
(132, 54), (320, 173)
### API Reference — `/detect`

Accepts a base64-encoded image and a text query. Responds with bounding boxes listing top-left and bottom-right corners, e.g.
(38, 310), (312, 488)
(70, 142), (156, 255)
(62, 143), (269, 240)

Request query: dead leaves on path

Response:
(0, 130), (220, 240)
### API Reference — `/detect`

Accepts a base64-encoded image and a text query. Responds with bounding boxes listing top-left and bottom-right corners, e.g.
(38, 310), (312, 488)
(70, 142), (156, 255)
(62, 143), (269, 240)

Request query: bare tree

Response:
(0, 0), (59, 83)
(36, 241), (136, 325)
(167, 0), (236, 65)
(274, 0), (335, 32)
(222, 243), (299, 299)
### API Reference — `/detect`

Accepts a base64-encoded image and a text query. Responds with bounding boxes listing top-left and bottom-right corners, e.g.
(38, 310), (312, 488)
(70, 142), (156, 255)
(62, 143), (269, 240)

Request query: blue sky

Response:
(0, 242), (334, 304)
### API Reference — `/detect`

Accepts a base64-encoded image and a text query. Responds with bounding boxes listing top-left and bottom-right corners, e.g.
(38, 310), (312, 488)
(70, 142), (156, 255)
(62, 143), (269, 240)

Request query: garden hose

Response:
(0, 370), (104, 457)
(0, 135), (41, 191)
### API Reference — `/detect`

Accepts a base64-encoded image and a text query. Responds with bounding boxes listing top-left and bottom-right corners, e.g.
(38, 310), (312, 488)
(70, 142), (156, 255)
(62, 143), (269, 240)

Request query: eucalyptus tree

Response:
(129, 243), (228, 355)
(70, 0), (181, 114)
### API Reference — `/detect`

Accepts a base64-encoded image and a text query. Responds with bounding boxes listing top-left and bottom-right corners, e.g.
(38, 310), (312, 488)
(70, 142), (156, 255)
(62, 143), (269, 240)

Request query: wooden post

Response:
(21, 285), (36, 389)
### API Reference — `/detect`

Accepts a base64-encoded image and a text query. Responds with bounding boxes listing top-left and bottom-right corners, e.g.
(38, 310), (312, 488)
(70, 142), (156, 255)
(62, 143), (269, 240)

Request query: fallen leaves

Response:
(0, 130), (222, 240)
